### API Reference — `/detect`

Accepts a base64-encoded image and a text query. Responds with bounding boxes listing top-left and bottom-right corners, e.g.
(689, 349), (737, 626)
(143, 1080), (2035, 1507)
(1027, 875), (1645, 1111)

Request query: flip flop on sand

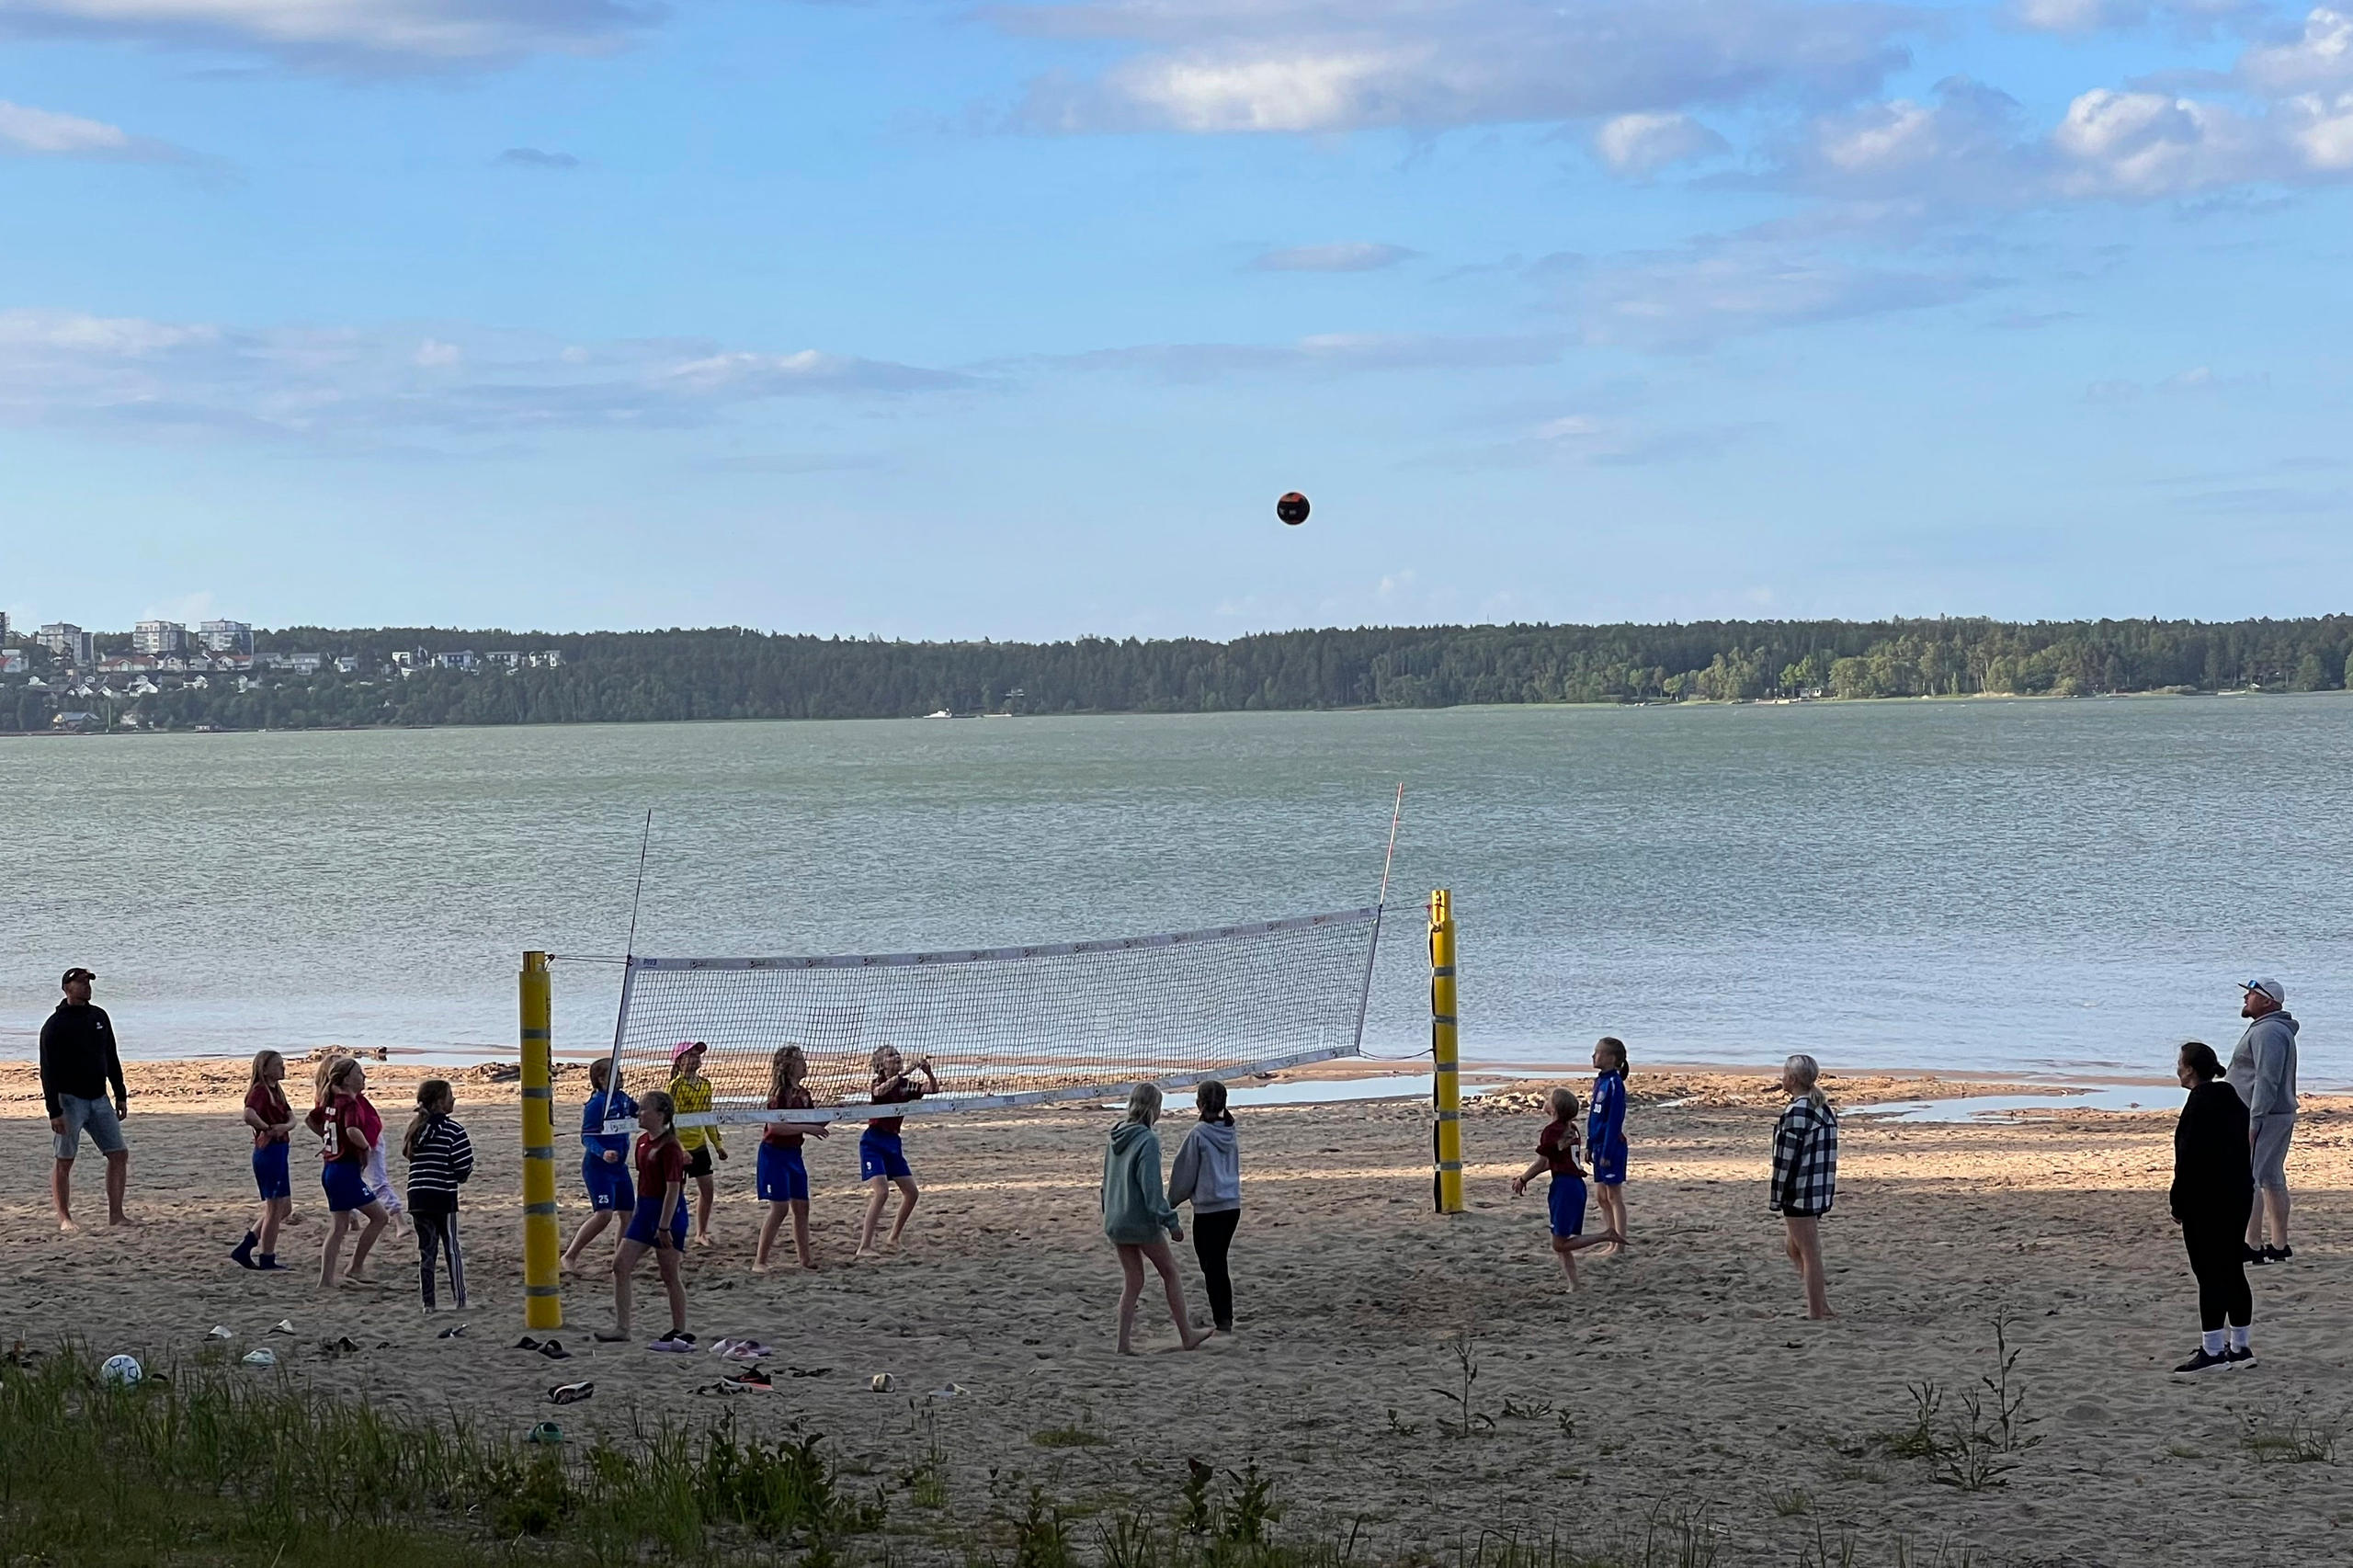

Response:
(538, 1339), (573, 1360)
(269, 1320), (297, 1335)
(693, 1381), (745, 1396)
(242, 1349), (278, 1368)
(436, 1324), (468, 1339)
(207, 1325), (234, 1341)
(513, 1336), (543, 1351)
(547, 1381), (595, 1405)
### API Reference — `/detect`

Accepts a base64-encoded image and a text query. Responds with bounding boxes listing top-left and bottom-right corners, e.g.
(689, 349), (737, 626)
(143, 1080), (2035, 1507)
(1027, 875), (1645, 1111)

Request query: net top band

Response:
(625, 904), (1381, 973)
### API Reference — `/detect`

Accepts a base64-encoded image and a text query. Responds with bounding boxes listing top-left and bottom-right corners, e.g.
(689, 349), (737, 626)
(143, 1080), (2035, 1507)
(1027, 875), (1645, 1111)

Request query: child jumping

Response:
(1510, 1086), (1621, 1289)
(562, 1058), (638, 1274)
(1588, 1037), (1631, 1251)
(232, 1049), (295, 1270)
(403, 1078), (475, 1312)
(603, 1088), (691, 1348)
(856, 1045), (937, 1257)
(755, 1045), (829, 1273)
(306, 1056), (390, 1290)
(667, 1040), (727, 1246)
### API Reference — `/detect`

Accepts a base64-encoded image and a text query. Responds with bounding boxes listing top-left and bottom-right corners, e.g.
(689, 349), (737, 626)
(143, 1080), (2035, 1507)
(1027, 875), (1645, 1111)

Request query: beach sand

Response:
(3, 1059), (2347, 1564)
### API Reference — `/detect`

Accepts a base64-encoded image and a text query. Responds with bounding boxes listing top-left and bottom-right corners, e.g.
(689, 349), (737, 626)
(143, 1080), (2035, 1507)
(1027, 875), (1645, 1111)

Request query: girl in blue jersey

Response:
(756, 1045), (830, 1273)
(1588, 1037), (1631, 1252)
(1509, 1086), (1621, 1289)
(561, 1059), (638, 1275)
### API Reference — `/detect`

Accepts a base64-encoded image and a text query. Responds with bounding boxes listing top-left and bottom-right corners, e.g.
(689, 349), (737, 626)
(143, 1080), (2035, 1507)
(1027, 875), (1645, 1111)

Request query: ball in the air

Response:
(1276, 492), (1311, 526)
(101, 1354), (142, 1388)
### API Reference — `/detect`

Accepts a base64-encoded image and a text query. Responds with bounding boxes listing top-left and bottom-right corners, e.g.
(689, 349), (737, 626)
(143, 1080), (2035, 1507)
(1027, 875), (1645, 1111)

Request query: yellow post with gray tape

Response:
(520, 950), (563, 1330)
(1429, 889), (1463, 1215)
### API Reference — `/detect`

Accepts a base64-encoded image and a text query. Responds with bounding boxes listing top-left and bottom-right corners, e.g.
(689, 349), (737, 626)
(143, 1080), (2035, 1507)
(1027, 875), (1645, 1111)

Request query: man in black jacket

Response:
(40, 967), (131, 1231)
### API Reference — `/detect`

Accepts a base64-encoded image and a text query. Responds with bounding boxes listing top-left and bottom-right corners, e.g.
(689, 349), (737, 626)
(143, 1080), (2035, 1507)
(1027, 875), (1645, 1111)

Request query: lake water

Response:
(3, 695), (2347, 1084)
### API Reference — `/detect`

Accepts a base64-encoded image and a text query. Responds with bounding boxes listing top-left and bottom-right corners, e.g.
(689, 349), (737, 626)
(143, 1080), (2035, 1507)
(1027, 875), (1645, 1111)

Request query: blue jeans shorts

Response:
(53, 1095), (126, 1162)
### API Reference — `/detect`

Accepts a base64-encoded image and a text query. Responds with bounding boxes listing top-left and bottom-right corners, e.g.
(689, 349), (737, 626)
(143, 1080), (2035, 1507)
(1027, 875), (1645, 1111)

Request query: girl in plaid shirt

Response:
(1770, 1054), (1837, 1320)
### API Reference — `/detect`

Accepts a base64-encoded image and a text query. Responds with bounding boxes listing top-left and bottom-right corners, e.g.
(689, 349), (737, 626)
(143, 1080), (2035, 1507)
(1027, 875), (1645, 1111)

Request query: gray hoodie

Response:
(1168, 1119), (1241, 1214)
(2225, 1010), (2299, 1118)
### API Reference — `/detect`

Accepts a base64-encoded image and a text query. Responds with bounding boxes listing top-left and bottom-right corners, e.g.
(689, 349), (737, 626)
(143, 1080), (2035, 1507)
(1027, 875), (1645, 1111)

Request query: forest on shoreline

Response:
(8, 615), (2352, 732)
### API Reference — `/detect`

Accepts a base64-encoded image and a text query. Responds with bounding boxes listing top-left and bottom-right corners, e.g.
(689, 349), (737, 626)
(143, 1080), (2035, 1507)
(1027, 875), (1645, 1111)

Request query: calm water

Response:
(3, 696), (2347, 1083)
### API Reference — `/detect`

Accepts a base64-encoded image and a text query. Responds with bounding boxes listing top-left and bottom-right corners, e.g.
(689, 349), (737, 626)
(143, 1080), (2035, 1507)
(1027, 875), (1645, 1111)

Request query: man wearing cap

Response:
(40, 967), (131, 1231)
(2225, 978), (2299, 1265)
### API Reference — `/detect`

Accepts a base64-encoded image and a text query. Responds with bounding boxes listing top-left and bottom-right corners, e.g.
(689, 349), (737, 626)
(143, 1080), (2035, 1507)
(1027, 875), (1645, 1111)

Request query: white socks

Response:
(2230, 1324), (2252, 1352)
(2202, 1329), (2226, 1356)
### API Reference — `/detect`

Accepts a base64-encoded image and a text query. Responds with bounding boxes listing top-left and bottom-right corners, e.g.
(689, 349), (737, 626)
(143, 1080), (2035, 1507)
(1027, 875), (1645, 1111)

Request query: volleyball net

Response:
(597, 905), (1386, 1131)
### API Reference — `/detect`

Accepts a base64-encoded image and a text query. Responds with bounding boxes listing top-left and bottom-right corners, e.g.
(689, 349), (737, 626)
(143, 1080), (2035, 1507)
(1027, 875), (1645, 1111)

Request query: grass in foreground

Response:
(0, 1347), (1968, 1568)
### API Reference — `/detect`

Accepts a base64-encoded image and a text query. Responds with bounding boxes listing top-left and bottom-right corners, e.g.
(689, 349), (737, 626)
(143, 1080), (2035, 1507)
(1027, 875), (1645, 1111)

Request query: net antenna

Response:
(623, 808), (654, 961)
(596, 792), (1406, 1135)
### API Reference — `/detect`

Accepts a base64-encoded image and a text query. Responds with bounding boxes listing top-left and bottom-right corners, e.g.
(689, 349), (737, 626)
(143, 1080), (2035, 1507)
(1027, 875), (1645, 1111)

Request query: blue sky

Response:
(2, 0), (2350, 639)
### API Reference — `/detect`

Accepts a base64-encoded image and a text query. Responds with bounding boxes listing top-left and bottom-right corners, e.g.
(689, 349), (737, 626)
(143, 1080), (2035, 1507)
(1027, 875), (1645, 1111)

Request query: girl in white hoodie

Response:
(1168, 1080), (1243, 1333)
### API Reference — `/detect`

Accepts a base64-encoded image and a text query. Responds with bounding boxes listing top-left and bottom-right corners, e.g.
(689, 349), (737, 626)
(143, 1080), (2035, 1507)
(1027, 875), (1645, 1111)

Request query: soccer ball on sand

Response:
(100, 1354), (143, 1388)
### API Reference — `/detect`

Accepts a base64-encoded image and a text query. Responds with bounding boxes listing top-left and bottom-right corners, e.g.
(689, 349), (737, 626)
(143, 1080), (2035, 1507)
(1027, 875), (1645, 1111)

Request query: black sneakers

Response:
(2262, 1245), (2294, 1265)
(2173, 1348), (2232, 1376)
(2225, 1346), (2258, 1370)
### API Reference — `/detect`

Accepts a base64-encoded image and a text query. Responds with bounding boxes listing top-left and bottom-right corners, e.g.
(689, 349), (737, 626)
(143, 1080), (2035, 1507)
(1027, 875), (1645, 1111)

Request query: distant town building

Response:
(133, 619), (188, 654)
(53, 711), (97, 731)
(486, 651), (521, 669)
(433, 651), (478, 671)
(198, 619), (255, 655)
(262, 652), (325, 675)
(529, 650), (566, 668)
(335, 655), (360, 675)
(0, 611), (8, 645)
(39, 623), (94, 665)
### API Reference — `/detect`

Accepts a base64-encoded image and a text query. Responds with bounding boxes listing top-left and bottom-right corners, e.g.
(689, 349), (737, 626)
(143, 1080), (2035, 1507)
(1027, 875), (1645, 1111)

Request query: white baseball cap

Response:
(2242, 977), (2286, 1007)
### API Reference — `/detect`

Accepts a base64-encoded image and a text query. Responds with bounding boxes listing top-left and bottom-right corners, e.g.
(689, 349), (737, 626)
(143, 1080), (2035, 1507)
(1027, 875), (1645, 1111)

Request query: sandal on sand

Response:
(693, 1381), (745, 1396)
(527, 1422), (564, 1444)
(538, 1339), (573, 1360)
(207, 1326), (234, 1341)
(242, 1349), (278, 1368)
(547, 1381), (595, 1405)
(269, 1320), (297, 1335)
(437, 1324), (468, 1339)
(514, 1336), (543, 1351)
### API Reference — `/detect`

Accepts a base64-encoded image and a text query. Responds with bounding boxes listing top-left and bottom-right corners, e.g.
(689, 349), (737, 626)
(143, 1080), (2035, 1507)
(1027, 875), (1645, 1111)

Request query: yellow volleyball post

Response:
(1430, 890), (1463, 1214)
(519, 951), (563, 1329)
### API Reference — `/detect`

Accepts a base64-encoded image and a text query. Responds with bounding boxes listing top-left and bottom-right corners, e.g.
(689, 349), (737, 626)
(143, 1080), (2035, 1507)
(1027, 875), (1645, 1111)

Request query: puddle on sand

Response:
(1847, 1085), (2169, 1123)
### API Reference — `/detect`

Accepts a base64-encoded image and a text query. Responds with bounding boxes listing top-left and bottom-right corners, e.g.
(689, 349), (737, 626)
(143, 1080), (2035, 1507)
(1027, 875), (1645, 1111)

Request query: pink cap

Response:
(671, 1040), (706, 1063)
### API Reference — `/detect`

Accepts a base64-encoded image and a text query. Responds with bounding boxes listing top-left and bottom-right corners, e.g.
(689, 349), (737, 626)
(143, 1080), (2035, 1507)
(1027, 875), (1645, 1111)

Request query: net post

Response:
(1429, 890), (1463, 1215)
(520, 951), (563, 1330)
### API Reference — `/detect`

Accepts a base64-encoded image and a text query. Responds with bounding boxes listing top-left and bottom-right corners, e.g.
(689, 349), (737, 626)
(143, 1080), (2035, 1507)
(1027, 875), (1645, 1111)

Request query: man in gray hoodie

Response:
(2224, 977), (2299, 1264)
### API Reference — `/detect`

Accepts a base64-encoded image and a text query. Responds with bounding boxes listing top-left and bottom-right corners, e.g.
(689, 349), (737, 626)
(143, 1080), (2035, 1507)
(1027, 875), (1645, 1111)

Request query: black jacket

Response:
(2171, 1078), (2253, 1227)
(39, 1002), (127, 1119)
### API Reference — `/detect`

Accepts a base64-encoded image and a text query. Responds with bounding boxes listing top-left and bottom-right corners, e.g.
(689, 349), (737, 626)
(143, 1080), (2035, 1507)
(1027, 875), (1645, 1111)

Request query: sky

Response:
(2, 0), (2350, 640)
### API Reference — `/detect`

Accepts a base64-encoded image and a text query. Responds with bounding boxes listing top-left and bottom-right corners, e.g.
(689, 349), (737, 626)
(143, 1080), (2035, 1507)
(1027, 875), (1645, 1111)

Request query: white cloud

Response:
(2003, 0), (2261, 32)
(2239, 6), (2353, 93)
(0, 98), (188, 161)
(0, 0), (656, 70)
(1005, 0), (1915, 134)
(1553, 244), (1987, 350)
(0, 308), (972, 444)
(1250, 241), (1416, 271)
(1594, 112), (1729, 175)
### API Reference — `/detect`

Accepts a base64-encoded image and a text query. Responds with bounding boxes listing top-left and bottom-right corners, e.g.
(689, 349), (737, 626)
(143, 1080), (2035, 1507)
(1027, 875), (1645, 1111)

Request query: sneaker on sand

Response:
(2261, 1245), (2294, 1264)
(2173, 1348), (2232, 1376)
(2243, 1244), (2267, 1265)
(2225, 1346), (2258, 1370)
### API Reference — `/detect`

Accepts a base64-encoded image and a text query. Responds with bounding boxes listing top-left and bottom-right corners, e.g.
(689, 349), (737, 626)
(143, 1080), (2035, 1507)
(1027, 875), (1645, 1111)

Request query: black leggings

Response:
(1192, 1210), (1240, 1329)
(415, 1211), (466, 1310)
(2184, 1219), (2251, 1333)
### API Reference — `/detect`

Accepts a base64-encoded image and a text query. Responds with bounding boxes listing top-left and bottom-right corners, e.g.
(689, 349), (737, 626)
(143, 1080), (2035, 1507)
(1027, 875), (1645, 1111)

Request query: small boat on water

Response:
(923, 709), (953, 719)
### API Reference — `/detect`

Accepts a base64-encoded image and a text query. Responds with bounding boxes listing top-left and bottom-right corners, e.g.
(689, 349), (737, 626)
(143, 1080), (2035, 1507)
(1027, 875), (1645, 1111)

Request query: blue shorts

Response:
(322, 1160), (374, 1214)
(1590, 1141), (1627, 1187)
(858, 1129), (911, 1182)
(583, 1153), (636, 1212)
(253, 1142), (291, 1200)
(1547, 1175), (1587, 1240)
(52, 1094), (126, 1161)
(623, 1197), (688, 1249)
(758, 1142), (811, 1203)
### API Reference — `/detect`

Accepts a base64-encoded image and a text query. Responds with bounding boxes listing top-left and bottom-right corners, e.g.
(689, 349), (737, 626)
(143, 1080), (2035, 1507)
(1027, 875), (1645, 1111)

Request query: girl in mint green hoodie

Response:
(1102, 1083), (1212, 1356)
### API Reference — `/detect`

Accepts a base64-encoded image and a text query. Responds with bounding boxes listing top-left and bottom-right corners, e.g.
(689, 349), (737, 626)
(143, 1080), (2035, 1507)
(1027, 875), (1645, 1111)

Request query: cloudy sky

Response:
(3, 0), (2350, 638)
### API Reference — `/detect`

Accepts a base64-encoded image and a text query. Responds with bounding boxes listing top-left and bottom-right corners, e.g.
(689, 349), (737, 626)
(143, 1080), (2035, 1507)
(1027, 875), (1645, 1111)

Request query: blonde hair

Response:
(869, 1044), (902, 1082)
(1784, 1054), (1832, 1116)
(323, 1056), (363, 1097)
(770, 1045), (805, 1101)
(250, 1049), (284, 1089)
(1548, 1085), (1578, 1120)
(1124, 1082), (1163, 1125)
(404, 1078), (453, 1160)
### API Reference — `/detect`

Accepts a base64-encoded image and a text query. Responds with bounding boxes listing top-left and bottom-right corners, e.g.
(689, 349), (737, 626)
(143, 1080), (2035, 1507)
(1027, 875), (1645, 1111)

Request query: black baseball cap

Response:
(61, 967), (96, 987)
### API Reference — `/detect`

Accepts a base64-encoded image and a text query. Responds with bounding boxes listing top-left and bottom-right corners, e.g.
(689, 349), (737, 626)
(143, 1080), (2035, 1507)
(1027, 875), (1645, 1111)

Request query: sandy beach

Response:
(3, 1058), (2347, 1565)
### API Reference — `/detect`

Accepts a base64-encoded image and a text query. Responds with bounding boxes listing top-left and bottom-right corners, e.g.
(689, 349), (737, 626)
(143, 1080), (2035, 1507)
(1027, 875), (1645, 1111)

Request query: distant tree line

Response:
(9, 617), (2353, 732)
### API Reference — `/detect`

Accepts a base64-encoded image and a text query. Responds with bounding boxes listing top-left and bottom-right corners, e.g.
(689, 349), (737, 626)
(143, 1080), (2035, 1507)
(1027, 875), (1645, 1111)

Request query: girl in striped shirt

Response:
(403, 1079), (475, 1312)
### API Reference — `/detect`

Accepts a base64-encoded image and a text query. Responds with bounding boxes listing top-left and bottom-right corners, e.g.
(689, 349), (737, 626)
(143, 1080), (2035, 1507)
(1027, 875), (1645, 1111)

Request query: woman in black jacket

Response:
(2170, 1040), (2255, 1376)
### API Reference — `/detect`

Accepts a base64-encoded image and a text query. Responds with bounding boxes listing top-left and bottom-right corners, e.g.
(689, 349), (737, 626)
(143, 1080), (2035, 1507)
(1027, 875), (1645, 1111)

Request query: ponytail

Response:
(1196, 1080), (1233, 1126)
(404, 1078), (452, 1160)
(1784, 1054), (1833, 1119)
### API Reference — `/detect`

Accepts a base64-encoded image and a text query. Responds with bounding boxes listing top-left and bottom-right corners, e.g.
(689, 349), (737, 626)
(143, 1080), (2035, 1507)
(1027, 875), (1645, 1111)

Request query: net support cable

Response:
(598, 905), (1386, 1134)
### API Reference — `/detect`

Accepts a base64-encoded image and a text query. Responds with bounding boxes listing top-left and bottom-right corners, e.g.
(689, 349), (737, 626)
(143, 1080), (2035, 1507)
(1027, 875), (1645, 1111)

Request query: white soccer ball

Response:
(100, 1354), (142, 1388)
